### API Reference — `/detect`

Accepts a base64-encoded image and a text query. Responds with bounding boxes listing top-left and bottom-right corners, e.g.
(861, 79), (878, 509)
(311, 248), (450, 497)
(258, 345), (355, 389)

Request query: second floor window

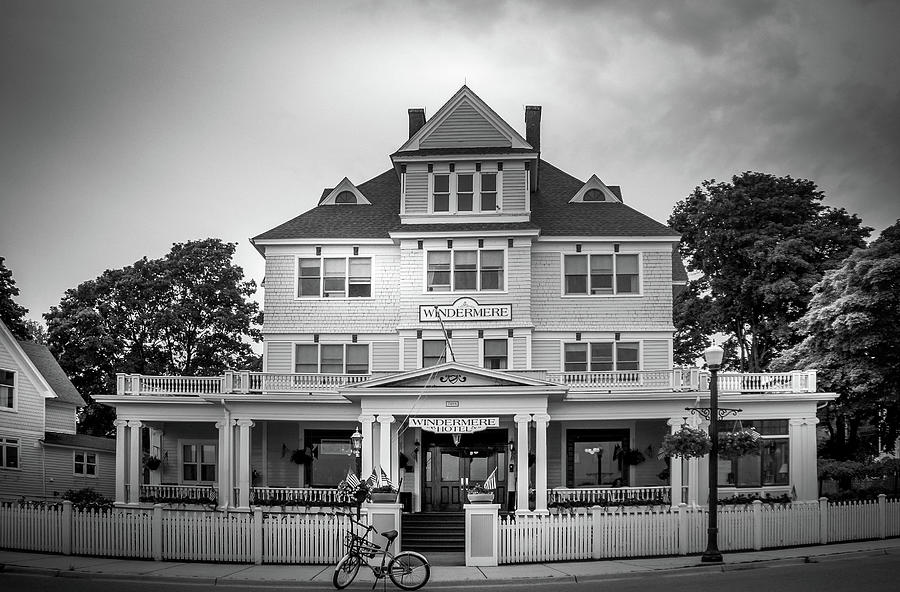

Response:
(564, 254), (640, 295)
(422, 340), (447, 368)
(0, 370), (14, 409)
(564, 342), (640, 372)
(431, 171), (500, 213)
(298, 257), (371, 298)
(483, 339), (508, 370)
(426, 249), (504, 292)
(295, 343), (370, 374)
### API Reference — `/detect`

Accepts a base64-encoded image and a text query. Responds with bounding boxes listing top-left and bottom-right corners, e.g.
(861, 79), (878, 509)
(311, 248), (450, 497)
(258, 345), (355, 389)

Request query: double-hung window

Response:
(74, 451), (97, 477)
(433, 174), (450, 212)
(457, 174), (474, 212)
(480, 173), (497, 211)
(483, 339), (508, 370)
(426, 249), (504, 292)
(295, 344), (370, 374)
(430, 170), (500, 213)
(182, 442), (216, 483)
(0, 437), (19, 469)
(719, 420), (789, 488)
(564, 342), (640, 372)
(297, 257), (371, 298)
(564, 254), (640, 295)
(422, 340), (447, 368)
(0, 370), (14, 410)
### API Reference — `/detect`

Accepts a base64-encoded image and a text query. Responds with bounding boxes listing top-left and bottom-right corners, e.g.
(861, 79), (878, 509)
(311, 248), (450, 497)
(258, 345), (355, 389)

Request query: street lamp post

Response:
(701, 345), (724, 564)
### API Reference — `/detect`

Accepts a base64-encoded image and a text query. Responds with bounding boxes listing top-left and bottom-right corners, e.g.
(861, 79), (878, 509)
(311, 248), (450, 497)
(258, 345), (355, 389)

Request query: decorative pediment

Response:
(568, 174), (622, 203)
(347, 362), (560, 390)
(396, 86), (533, 153)
(318, 177), (372, 206)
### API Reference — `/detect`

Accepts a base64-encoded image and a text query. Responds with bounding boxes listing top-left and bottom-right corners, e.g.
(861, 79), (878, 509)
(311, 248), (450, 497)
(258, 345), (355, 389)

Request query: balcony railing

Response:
(139, 484), (218, 504)
(550, 486), (679, 505)
(116, 368), (818, 396)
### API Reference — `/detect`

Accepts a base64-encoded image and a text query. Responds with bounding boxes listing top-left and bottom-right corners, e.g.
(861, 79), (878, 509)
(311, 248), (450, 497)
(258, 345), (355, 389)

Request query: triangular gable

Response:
(0, 320), (55, 400)
(318, 177), (372, 205)
(397, 86), (533, 153)
(348, 362), (560, 390)
(568, 174), (623, 203)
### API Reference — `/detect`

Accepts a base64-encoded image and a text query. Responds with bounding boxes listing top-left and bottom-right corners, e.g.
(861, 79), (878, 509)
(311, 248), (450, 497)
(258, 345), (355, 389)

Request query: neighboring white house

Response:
(0, 319), (116, 501)
(96, 87), (833, 522)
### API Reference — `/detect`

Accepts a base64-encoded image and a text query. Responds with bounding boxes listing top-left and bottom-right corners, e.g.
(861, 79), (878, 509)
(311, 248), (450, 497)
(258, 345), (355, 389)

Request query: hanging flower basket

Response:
(290, 448), (315, 465)
(718, 429), (761, 460)
(620, 448), (646, 466)
(659, 426), (712, 459)
(145, 456), (162, 471)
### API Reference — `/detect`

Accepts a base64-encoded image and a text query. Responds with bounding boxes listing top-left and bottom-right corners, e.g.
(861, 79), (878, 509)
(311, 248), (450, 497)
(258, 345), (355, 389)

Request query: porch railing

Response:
(139, 484), (218, 503)
(545, 368), (698, 391)
(698, 370), (817, 393)
(550, 486), (674, 505)
(247, 487), (342, 506)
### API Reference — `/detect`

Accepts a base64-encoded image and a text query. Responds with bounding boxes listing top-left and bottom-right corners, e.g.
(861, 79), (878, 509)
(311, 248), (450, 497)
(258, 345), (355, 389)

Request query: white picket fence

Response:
(499, 496), (900, 564)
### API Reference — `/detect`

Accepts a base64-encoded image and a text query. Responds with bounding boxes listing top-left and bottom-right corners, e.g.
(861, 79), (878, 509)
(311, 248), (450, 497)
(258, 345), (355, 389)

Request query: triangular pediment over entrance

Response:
(346, 362), (563, 390)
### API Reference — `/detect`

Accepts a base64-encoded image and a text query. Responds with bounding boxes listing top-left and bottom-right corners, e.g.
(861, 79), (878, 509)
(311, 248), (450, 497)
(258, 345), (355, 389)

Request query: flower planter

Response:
(370, 492), (398, 503)
(467, 492), (494, 503)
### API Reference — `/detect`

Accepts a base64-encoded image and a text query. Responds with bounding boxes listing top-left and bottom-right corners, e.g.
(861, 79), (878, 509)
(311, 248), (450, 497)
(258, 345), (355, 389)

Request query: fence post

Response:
(878, 494), (886, 540)
(253, 507), (264, 565)
(819, 497), (829, 545)
(152, 504), (163, 561)
(677, 503), (688, 555)
(61, 501), (73, 555)
(752, 500), (763, 550)
(591, 506), (603, 559)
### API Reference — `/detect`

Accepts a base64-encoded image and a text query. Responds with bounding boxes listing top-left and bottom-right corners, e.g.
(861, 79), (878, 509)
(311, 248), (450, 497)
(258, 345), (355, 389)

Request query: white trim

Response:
(0, 367), (17, 413)
(560, 339), (643, 373)
(536, 235), (679, 243)
(294, 255), (373, 300)
(392, 154), (537, 163)
(422, 246), (509, 295)
(559, 252), (644, 298)
(177, 439), (218, 486)
(72, 449), (98, 478)
(291, 341), (372, 375)
(253, 238), (394, 246)
(0, 321), (57, 401)
(567, 174), (622, 203)
(0, 435), (21, 470)
(319, 177), (372, 206)
(392, 229), (539, 239)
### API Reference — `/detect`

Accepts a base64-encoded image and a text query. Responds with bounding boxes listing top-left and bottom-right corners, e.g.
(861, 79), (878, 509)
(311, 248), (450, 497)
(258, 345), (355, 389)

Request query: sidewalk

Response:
(2, 538), (898, 588)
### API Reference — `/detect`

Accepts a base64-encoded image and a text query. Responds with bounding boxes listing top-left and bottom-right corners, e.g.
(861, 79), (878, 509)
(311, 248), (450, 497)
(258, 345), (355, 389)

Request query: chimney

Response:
(408, 108), (426, 138)
(525, 105), (541, 191)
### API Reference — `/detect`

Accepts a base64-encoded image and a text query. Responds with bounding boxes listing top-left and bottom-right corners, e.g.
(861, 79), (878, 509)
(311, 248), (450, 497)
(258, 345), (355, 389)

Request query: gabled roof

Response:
(568, 174), (622, 203)
(344, 362), (566, 391)
(318, 177), (372, 206)
(18, 341), (85, 406)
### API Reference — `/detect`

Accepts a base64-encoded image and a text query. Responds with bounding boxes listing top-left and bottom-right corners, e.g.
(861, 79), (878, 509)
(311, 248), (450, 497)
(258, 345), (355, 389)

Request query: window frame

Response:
(421, 339), (448, 368)
(428, 169), (504, 214)
(561, 252), (642, 297)
(73, 449), (98, 478)
(424, 247), (507, 293)
(0, 436), (20, 470)
(295, 256), (372, 300)
(718, 420), (790, 489)
(482, 338), (509, 370)
(562, 341), (642, 372)
(0, 368), (15, 412)
(293, 343), (371, 375)
(178, 439), (217, 485)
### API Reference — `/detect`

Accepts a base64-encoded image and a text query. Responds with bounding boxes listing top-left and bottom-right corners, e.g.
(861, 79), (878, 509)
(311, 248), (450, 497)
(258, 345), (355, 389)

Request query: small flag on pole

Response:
(345, 469), (361, 489)
(380, 468), (394, 491)
(366, 468), (379, 488)
(483, 468), (497, 490)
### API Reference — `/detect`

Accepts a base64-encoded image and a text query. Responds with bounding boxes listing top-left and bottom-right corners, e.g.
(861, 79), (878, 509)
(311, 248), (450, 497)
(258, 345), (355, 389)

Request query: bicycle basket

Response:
(345, 532), (380, 558)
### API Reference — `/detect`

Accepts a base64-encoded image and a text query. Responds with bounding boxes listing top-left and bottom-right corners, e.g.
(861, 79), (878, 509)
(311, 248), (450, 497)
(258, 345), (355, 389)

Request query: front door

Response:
(422, 429), (508, 512)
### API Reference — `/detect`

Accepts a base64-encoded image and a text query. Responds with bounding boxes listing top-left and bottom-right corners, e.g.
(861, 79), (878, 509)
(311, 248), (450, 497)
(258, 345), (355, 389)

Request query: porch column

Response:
(114, 419), (128, 504)
(514, 414), (531, 514)
(359, 415), (376, 479)
(378, 415), (395, 484)
(687, 416), (703, 506)
(148, 427), (162, 486)
(127, 420), (142, 505)
(667, 418), (684, 506)
(790, 418), (818, 500)
(533, 413), (550, 513)
(236, 419), (254, 509)
(216, 419), (233, 509)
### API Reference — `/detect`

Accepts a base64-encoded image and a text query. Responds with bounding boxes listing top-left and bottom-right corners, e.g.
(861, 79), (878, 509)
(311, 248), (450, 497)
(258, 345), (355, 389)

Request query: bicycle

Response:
(333, 515), (430, 590)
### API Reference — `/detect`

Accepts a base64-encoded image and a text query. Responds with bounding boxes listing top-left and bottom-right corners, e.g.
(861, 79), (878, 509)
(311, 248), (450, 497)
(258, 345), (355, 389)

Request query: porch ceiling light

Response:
(703, 344), (724, 369)
(350, 427), (363, 457)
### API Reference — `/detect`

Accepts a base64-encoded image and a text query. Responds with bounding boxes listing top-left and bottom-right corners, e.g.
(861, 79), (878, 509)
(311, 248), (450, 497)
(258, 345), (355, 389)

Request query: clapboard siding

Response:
(43, 447), (116, 500)
(642, 340), (670, 370)
(265, 422), (301, 487)
(632, 420), (667, 487)
(0, 345), (44, 434)
(44, 401), (76, 434)
(512, 337), (528, 370)
(403, 338), (417, 370)
(502, 167), (527, 211)
(451, 338), (478, 366)
(532, 339), (561, 372)
(404, 166), (429, 214)
(372, 341), (400, 372)
(265, 342), (293, 373)
(419, 101), (511, 148)
(159, 423), (218, 485)
(0, 432), (44, 499)
(547, 421), (563, 488)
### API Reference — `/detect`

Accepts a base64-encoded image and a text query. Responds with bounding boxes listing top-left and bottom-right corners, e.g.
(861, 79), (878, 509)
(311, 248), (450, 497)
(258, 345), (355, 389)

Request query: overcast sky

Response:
(2, 0), (899, 323)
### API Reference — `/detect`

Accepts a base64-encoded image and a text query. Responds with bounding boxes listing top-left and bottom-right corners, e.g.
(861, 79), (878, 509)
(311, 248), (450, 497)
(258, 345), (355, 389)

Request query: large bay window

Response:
(1, 369), (14, 410)
(719, 420), (789, 488)
(297, 257), (371, 298)
(430, 171), (500, 213)
(564, 253), (640, 295)
(564, 342), (640, 372)
(295, 343), (370, 374)
(426, 249), (505, 292)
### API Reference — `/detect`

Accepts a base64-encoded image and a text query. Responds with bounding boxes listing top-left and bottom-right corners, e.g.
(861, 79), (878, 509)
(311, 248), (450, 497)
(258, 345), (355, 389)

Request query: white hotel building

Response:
(97, 88), (831, 542)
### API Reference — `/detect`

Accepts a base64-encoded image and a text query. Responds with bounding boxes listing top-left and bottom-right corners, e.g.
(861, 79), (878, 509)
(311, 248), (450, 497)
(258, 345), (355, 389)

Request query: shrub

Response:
(62, 488), (113, 509)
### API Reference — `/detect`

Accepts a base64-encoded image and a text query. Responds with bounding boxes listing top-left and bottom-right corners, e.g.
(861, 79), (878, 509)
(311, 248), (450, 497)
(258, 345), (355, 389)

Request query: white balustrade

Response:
(249, 487), (342, 505)
(550, 486), (673, 505)
(139, 484), (218, 503)
(245, 373), (370, 393)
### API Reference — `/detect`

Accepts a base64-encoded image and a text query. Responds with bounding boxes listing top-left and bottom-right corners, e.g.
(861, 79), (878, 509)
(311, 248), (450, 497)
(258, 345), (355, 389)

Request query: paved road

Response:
(1, 552), (897, 591)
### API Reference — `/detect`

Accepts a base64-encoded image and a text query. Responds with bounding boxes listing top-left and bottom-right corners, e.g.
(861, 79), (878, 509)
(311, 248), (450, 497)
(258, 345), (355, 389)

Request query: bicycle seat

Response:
(381, 529), (399, 542)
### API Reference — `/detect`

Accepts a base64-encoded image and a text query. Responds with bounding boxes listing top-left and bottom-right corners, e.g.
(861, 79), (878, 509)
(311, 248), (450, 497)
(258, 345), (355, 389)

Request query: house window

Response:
(182, 442), (216, 483)
(74, 451), (97, 476)
(297, 257), (371, 298)
(481, 173), (497, 211)
(566, 429), (630, 487)
(433, 174), (450, 212)
(564, 342), (640, 372)
(431, 170), (500, 213)
(564, 254), (640, 295)
(305, 430), (356, 487)
(583, 188), (605, 202)
(426, 249), (504, 292)
(422, 340), (447, 368)
(483, 339), (508, 370)
(334, 190), (356, 204)
(295, 343), (370, 374)
(0, 370), (14, 409)
(719, 420), (789, 488)
(0, 437), (19, 469)
(457, 174), (474, 212)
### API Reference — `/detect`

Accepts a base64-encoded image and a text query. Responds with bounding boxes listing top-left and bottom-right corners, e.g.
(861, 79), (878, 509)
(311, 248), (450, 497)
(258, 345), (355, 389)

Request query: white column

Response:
(667, 418), (684, 507)
(148, 427), (162, 486)
(114, 419), (128, 504)
(359, 415), (376, 479)
(127, 420), (142, 505)
(790, 417), (819, 501)
(533, 413), (550, 513)
(236, 419), (254, 509)
(514, 414), (531, 514)
(216, 419), (233, 509)
(377, 415), (395, 484)
(687, 416), (703, 506)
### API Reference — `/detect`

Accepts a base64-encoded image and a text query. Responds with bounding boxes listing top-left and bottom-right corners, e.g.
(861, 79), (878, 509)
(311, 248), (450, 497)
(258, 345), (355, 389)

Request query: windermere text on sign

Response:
(419, 297), (512, 322)
(409, 417), (500, 433)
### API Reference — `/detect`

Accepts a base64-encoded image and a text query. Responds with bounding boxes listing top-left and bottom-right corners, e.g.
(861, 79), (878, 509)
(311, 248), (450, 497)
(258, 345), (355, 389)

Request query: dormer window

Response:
(334, 191), (357, 204)
(583, 189), (604, 202)
(433, 174), (450, 212)
(429, 168), (502, 214)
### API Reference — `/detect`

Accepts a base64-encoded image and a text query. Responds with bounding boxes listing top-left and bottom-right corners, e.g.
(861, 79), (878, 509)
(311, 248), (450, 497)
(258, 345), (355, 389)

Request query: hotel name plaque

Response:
(409, 417), (500, 434)
(419, 297), (512, 322)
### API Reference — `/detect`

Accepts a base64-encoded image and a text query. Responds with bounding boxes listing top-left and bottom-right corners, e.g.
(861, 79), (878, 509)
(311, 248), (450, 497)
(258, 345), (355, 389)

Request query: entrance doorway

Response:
(421, 429), (509, 512)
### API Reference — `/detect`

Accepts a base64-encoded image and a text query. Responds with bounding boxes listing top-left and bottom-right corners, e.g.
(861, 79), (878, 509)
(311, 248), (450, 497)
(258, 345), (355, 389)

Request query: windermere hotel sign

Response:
(419, 297), (512, 322)
(409, 417), (500, 434)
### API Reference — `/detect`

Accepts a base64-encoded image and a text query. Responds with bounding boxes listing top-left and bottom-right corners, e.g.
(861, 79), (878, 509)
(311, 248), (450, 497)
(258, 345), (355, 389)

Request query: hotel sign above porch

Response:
(419, 297), (512, 322)
(409, 417), (500, 434)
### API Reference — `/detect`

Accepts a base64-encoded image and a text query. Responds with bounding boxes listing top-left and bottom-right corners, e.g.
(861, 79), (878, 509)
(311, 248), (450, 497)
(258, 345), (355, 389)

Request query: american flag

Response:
(483, 468), (497, 490)
(380, 468), (393, 490)
(366, 468), (379, 488)
(345, 469), (361, 489)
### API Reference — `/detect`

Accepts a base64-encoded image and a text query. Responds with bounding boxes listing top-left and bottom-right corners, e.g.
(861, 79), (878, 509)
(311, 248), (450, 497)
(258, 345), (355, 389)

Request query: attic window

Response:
(583, 189), (605, 202)
(334, 191), (357, 204)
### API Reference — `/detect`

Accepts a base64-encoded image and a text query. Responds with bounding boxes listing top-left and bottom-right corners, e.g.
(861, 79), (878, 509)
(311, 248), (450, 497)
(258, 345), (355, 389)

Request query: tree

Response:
(0, 256), (31, 340)
(45, 239), (262, 436)
(669, 172), (870, 371)
(775, 220), (900, 456)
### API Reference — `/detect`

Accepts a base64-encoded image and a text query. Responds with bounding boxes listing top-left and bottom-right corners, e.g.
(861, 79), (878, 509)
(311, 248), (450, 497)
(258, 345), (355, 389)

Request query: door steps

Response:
(401, 512), (465, 553)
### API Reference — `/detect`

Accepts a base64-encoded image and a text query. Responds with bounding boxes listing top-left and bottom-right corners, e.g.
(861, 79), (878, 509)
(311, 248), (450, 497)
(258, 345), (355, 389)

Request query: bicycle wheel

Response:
(387, 551), (430, 590)
(332, 553), (361, 589)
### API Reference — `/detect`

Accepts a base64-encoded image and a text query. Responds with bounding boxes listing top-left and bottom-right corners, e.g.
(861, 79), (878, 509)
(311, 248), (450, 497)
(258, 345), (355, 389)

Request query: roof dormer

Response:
(318, 177), (372, 206)
(568, 174), (622, 203)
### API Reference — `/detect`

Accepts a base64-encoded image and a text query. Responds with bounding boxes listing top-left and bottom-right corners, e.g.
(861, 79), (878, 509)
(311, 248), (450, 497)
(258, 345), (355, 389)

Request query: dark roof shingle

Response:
(18, 341), (85, 406)
(43, 431), (116, 452)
